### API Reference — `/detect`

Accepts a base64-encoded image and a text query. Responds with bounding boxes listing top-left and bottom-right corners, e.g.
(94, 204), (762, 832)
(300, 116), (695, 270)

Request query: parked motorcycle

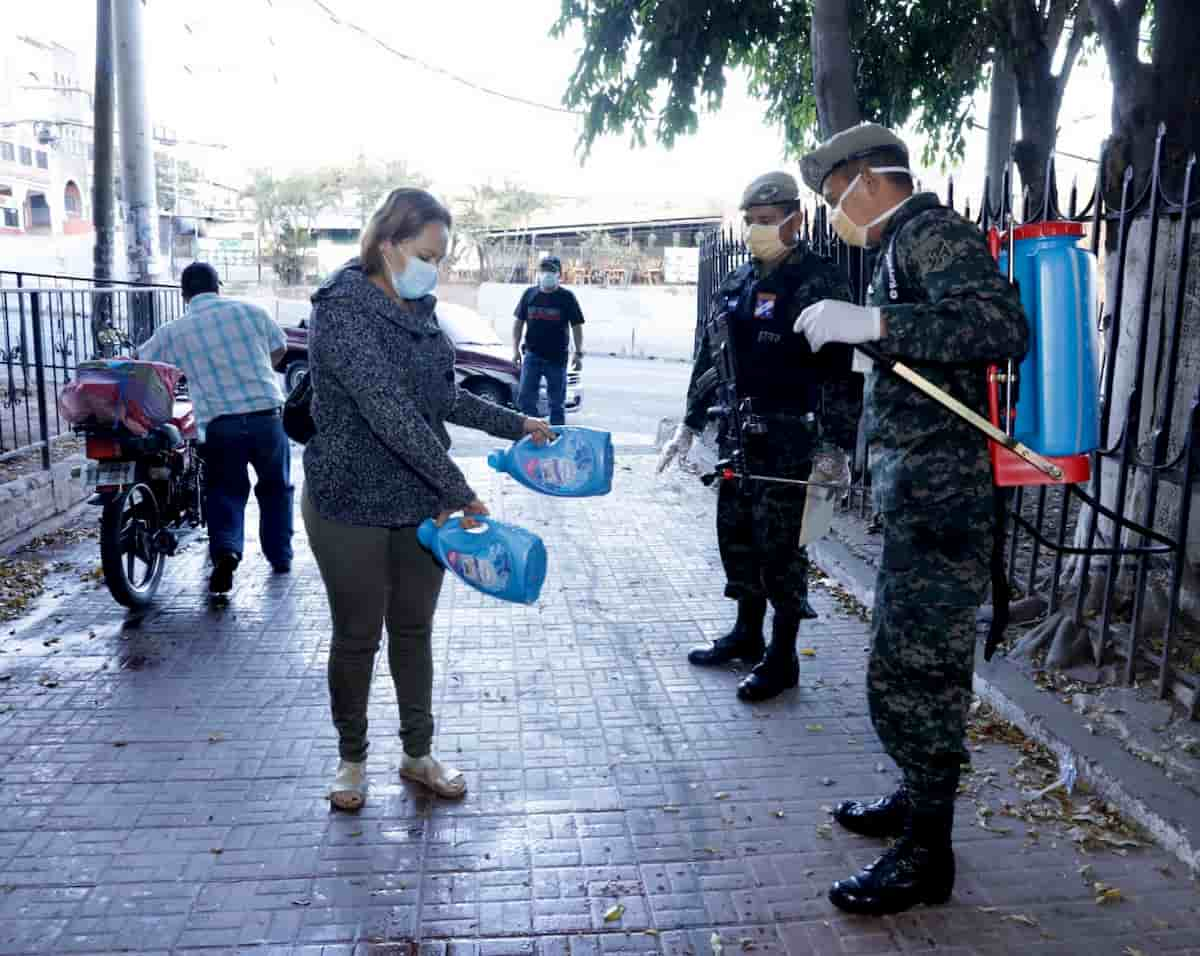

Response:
(66, 365), (206, 608)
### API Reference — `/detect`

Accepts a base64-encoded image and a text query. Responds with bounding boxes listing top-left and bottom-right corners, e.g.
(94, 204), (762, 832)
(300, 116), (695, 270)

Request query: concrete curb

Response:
(0, 455), (88, 549)
(814, 523), (1200, 876)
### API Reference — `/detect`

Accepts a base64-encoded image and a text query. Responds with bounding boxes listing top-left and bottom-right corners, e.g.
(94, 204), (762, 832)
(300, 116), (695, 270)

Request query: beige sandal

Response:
(400, 754), (467, 799)
(329, 759), (367, 811)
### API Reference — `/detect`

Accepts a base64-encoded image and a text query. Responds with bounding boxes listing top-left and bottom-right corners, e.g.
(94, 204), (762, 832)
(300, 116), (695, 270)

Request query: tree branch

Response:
(1055, 0), (1092, 101)
(1045, 0), (1072, 47)
(1088, 0), (1139, 89)
(1123, 0), (1149, 31)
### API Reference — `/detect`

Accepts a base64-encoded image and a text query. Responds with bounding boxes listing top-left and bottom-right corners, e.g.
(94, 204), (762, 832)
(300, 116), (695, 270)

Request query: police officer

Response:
(658, 171), (860, 702)
(796, 125), (1029, 915)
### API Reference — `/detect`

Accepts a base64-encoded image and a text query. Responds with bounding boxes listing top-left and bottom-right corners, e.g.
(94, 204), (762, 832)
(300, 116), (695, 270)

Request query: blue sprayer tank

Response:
(991, 222), (1100, 485)
(417, 516), (547, 605)
(487, 426), (614, 497)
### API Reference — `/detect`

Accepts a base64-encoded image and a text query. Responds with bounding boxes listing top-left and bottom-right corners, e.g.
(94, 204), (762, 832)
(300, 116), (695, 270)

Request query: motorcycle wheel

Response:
(100, 483), (166, 608)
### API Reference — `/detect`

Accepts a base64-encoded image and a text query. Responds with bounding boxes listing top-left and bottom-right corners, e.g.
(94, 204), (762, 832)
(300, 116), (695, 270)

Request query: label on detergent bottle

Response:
(444, 544), (512, 595)
(521, 432), (595, 493)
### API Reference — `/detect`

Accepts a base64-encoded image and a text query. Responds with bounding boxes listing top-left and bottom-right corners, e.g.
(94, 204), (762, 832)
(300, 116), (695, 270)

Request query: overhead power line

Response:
(305, 0), (584, 117)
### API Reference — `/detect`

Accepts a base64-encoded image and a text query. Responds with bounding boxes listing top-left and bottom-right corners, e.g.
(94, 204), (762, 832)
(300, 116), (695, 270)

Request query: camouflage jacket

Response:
(684, 243), (861, 452)
(865, 192), (1030, 513)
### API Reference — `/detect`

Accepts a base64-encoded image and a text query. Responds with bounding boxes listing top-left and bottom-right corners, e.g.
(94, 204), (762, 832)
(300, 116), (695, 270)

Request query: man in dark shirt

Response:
(512, 256), (584, 426)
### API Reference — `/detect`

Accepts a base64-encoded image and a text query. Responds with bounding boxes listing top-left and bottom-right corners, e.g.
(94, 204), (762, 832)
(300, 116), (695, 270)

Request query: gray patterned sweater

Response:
(303, 260), (527, 528)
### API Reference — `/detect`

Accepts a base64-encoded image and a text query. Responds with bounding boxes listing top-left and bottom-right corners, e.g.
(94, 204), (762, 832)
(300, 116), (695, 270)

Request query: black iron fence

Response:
(0, 271), (183, 466)
(697, 125), (1200, 713)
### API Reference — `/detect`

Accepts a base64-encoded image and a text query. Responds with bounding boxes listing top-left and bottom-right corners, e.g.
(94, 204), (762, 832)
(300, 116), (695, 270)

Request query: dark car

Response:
(276, 301), (581, 413)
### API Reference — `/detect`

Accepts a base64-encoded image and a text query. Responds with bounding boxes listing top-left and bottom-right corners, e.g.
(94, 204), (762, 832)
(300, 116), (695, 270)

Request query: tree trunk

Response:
(986, 52), (1019, 217)
(811, 0), (863, 138)
(1057, 0), (1200, 671)
(1010, 50), (1061, 218)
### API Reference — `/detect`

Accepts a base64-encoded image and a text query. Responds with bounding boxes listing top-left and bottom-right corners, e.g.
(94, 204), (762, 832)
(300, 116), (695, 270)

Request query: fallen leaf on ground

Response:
(1094, 884), (1124, 905)
(645, 930), (659, 937)
(1002, 914), (1039, 927)
(292, 898), (311, 906)
(1122, 947), (1147, 956)
(714, 792), (730, 800)
(799, 649), (817, 657)
(207, 733), (224, 743)
(662, 805), (681, 813)
(773, 810), (785, 819)
(815, 823), (833, 839)
(604, 903), (625, 922)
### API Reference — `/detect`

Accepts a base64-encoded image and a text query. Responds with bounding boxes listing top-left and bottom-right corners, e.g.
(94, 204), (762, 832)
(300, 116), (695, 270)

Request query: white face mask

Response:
(388, 247), (439, 299)
(539, 272), (560, 292)
(743, 212), (797, 262)
(829, 167), (912, 248)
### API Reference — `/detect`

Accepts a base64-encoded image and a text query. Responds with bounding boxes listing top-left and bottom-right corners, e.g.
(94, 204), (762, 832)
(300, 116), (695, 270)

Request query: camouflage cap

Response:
(800, 123), (910, 194)
(739, 171), (800, 210)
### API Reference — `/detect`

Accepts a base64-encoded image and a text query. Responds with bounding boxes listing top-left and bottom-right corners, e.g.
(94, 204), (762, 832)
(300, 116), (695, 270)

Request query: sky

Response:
(8, 0), (1114, 222)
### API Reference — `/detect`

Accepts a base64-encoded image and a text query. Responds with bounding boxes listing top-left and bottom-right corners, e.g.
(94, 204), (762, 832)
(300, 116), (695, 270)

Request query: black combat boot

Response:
(736, 610), (801, 702)
(828, 806), (955, 915)
(833, 787), (911, 838)
(688, 597), (767, 667)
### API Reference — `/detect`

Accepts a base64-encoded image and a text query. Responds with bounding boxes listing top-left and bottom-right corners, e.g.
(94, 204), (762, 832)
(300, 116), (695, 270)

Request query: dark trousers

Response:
(518, 353), (567, 426)
(867, 496), (992, 815)
(302, 492), (444, 762)
(203, 411), (294, 567)
(716, 418), (816, 618)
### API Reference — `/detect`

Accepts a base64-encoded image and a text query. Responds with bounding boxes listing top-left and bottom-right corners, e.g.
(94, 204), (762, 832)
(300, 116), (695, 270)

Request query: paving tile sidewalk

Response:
(0, 455), (1197, 955)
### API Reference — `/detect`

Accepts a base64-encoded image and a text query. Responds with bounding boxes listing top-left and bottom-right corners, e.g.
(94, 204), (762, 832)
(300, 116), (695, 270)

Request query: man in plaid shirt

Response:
(139, 262), (293, 595)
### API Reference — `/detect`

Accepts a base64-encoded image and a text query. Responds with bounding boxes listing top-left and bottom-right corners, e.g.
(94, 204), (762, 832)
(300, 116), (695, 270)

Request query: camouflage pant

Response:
(868, 495), (992, 814)
(717, 419), (817, 618)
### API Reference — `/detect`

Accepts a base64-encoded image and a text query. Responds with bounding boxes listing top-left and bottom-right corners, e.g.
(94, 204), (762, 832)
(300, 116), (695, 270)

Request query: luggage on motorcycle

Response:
(60, 360), (183, 437)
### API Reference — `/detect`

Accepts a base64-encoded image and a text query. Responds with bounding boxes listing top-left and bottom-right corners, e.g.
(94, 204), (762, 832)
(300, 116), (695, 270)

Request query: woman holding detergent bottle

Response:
(302, 188), (552, 810)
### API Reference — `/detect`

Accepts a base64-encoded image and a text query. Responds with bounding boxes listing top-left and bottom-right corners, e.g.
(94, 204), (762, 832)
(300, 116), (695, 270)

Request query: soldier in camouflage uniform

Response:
(657, 172), (861, 702)
(796, 125), (1029, 916)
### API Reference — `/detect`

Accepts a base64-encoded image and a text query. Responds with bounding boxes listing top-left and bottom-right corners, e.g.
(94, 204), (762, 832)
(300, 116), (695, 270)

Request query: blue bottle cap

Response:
(487, 449), (506, 471)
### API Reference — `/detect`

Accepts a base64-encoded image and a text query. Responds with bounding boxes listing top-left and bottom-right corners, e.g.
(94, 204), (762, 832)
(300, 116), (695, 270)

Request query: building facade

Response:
(0, 33), (94, 237)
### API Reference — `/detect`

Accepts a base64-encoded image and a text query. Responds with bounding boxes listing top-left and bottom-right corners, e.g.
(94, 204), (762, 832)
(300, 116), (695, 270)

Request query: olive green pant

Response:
(302, 492), (444, 762)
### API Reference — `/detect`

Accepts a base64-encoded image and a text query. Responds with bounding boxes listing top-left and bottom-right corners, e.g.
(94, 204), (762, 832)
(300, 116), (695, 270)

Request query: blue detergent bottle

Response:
(487, 426), (614, 497)
(417, 516), (547, 605)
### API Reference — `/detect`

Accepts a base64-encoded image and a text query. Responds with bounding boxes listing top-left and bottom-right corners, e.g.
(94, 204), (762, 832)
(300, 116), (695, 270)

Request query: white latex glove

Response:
(797, 447), (851, 547)
(656, 424), (695, 474)
(795, 300), (882, 353)
(810, 445), (851, 488)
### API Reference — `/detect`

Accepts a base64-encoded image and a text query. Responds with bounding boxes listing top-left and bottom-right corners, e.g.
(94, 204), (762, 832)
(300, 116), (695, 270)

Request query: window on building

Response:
(0, 142), (12, 162)
(88, 144), (94, 161)
(2, 209), (18, 229)
(35, 151), (48, 170)
(64, 182), (82, 217)
(19, 147), (32, 166)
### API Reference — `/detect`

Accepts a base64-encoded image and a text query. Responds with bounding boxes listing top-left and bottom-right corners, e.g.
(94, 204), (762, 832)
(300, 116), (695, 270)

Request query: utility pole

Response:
(92, 0), (116, 355)
(113, 0), (161, 286)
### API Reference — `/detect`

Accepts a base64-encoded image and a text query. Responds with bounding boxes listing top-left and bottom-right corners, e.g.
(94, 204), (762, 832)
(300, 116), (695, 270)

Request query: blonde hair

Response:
(360, 187), (452, 276)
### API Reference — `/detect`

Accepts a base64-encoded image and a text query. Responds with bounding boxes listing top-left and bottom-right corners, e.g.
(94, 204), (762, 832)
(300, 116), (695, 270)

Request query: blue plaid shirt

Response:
(138, 293), (286, 439)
